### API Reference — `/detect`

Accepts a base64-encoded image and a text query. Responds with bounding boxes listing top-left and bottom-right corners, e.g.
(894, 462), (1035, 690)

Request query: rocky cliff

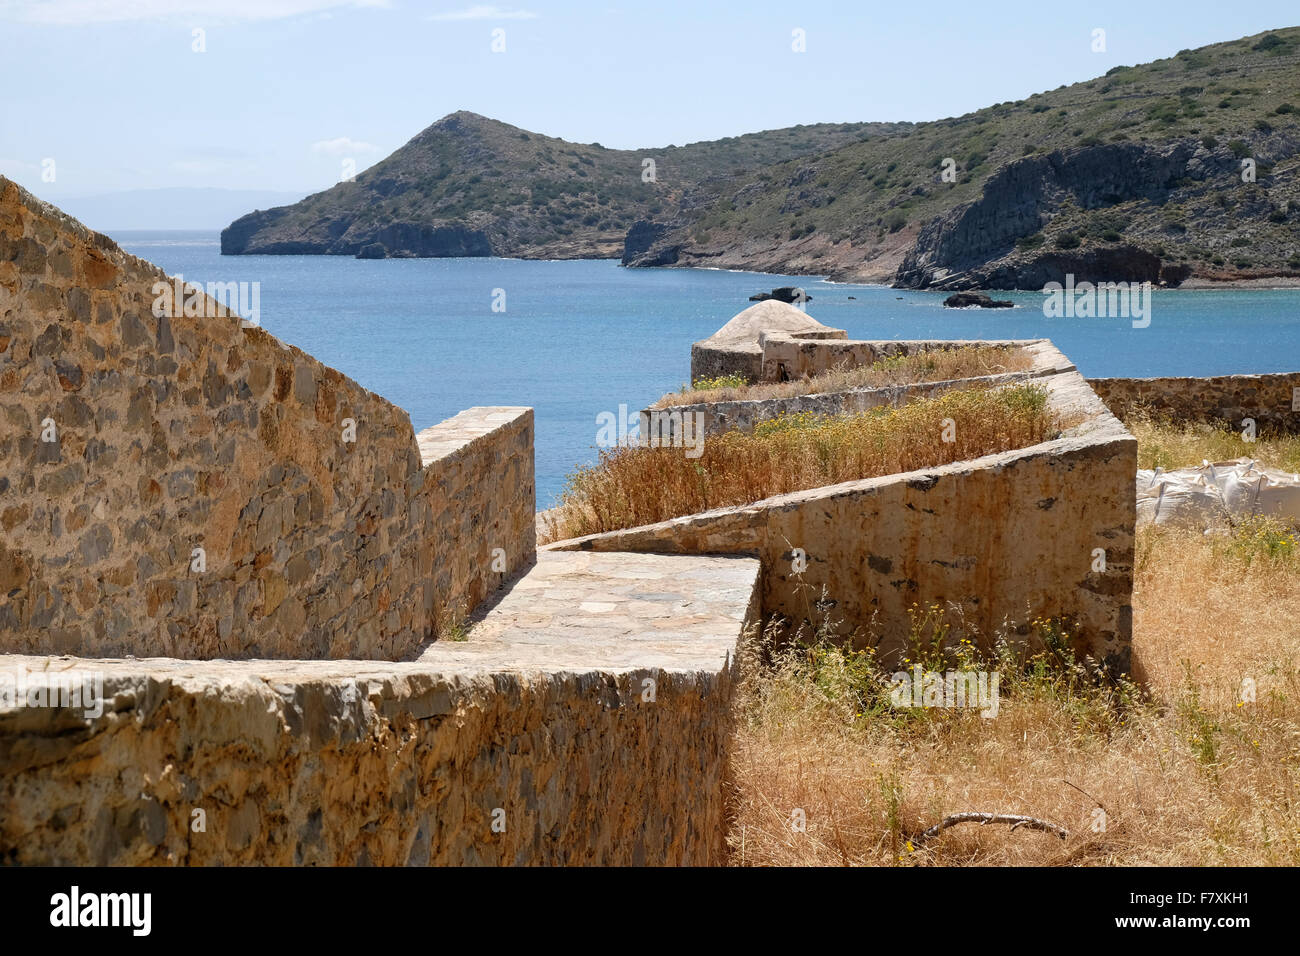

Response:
(622, 28), (1300, 287)
(894, 141), (1223, 289)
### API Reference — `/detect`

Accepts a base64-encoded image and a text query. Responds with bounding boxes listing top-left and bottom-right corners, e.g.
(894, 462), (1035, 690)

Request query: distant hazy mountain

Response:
(59, 188), (307, 232)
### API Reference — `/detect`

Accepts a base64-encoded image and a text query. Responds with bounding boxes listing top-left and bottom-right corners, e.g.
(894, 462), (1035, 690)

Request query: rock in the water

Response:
(749, 286), (812, 304)
(943, 291), (1013, 309)
(357, 243), (388, 260)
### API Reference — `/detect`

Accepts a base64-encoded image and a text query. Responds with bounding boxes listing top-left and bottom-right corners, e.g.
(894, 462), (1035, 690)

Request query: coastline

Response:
(210, 235), (1300, 292)
(1175, 275), (1300, 290)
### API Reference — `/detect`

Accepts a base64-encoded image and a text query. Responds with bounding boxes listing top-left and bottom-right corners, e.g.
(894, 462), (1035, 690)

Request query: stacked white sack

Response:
(1135, 458), (1300, 531)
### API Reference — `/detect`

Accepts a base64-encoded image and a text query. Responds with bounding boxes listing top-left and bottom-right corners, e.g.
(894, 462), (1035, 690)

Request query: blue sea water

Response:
(115, 230), (1300, 506)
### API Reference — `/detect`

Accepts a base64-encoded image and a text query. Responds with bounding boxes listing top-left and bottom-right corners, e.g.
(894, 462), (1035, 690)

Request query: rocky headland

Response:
(224, 28), (1300, 290)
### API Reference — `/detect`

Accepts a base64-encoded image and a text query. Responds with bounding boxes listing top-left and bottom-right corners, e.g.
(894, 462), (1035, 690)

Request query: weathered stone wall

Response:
(689, 300), (845, 384)
(1090, 372), (1300, 433)
(758, 335), (1056, 383)
(0, 551), (760, 866)
(416, 408), (536, 632)
(555, 371), (1136, 672)
(650, 340), (1071, 439)
(0, 655), (731, 865)
(0, 177), (533, 660)
(647, 372), (1032, 443)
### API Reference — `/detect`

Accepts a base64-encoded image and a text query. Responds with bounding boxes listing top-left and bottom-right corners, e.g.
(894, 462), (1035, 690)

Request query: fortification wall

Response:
(2, 664), (731, 866)
(1090, 372), (1300, 433)
(555, 371), (1136, 672)
(0, 550), (758, 865)
(758, 335), (1060, 383)
(1, 661), (726, 866)
(689, 300), (845, 384)
(415, 408), (536, 635)
(649, 340), (1072, 439)
(0, 177), (533, 660)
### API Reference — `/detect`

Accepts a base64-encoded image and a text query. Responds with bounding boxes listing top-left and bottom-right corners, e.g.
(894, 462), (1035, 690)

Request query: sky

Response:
(2, 0), (1298, 204)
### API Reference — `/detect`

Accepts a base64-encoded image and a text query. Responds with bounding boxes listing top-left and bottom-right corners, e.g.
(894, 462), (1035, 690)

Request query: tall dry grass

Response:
(1128, 413), (1300, 472)
(727, 427), (1300, 867)
(546, 384), (1057, 541)
(657, 345), (1033, 408)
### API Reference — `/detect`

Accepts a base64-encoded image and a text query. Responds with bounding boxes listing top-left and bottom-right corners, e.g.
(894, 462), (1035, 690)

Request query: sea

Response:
(116, 230), (1300, 507)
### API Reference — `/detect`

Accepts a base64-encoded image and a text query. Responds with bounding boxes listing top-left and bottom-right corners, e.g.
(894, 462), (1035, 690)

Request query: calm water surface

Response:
(116, 231), (1300, 505)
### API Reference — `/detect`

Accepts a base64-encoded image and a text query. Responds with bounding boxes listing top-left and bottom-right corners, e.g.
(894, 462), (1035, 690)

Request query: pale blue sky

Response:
(3, 0), (1297, 201)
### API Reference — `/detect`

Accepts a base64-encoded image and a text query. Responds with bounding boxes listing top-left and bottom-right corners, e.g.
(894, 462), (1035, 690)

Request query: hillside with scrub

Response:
(225, 28), (1300, 290)
(632, 27), (1300, 287)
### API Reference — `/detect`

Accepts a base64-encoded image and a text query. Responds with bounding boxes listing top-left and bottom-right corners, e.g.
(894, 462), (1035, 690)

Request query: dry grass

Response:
(656, 345), (1034, 408)
(1128, 412), (1300, 473)
(545, 384), (1057, 541)
(727, 425), (1300, 866)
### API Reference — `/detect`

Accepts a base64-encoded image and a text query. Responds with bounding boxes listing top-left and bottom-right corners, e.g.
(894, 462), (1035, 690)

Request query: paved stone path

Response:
(418, 550), (759, 673)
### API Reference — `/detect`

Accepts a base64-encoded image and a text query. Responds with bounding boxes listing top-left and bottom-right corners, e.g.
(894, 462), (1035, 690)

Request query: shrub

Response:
(1055, 232), (1081, 249)
(1223, 517), (1298, 566)
(1148, 101), (1182, 124)
(1252, 32), (1292, 54)
(691, 372), (749, 391)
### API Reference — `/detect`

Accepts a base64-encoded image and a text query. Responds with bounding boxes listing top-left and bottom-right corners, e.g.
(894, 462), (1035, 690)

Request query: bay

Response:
(116, 230), (1300, 506)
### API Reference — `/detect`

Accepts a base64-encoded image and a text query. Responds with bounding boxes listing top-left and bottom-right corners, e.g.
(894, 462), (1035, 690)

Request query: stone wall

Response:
(758, 334), (1053, 383)
(648, 340), (1071, 439)
(1090, 373), (1300, 434)
(555, 371), (1136, 673)
(0, 656), (730, 865)
(689, 300), (844, 384)
(415, 408), (536, 635)
(0, 551), (760, 866)
(0, 177), (755, 867)
(0, 176), (533, 660)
